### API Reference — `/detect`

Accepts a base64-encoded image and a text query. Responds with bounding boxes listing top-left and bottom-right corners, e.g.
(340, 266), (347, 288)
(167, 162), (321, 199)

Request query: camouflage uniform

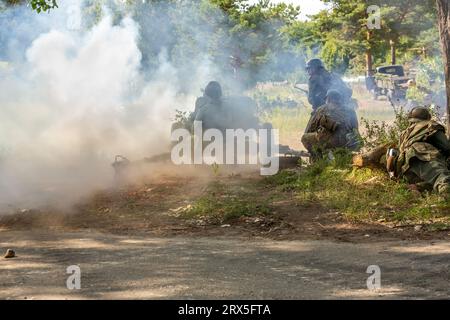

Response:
(301, 98), (360, 158)
(396, 116), (450, 194)
(305, 60), (354, 148)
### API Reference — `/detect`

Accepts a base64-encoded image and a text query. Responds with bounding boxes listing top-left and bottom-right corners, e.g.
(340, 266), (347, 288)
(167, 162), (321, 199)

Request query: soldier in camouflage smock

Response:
(301, 90), (361, 159)
(395, 107), (450, 194)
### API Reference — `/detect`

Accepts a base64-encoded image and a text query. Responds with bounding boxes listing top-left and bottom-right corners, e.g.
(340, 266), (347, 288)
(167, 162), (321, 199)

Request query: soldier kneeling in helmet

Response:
(393, 107), (450, 194)
(301, 89), (361, 160)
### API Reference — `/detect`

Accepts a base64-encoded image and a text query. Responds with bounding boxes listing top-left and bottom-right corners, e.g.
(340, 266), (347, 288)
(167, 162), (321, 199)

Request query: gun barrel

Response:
(294, 85), (309, 95)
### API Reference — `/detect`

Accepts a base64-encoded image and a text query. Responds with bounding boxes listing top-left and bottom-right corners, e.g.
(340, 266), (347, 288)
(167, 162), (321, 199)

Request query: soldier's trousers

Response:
(405, 158), (450, 194)
(301, 132), (319, 154)
(301, 132), (328, 160)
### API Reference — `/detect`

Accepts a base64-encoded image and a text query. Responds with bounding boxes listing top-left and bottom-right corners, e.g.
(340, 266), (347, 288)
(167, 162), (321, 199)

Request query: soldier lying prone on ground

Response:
(353, 107), (450, 196)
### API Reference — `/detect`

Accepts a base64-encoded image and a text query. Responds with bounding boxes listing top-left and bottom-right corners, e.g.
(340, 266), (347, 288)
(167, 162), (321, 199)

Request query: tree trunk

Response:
(390, 40), (396, 65)
(436, 0), (450, 138)
(366, 31), (373, 76)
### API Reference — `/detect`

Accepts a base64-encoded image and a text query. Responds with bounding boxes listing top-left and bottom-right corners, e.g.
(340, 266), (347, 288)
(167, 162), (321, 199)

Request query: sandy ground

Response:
(1, 230), (450, 300)
(1, 167), (449, 300)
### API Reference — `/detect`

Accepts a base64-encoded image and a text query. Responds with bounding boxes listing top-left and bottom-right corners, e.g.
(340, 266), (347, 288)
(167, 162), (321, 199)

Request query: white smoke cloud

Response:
(0, 2), (198, 211)
(0, 0), (297, 211)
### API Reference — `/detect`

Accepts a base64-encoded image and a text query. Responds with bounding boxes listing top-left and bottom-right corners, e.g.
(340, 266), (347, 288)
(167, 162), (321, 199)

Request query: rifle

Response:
(387, 95), (400, 115)
(294, 84), (309, 96)
(112, 153), (172, 180)
(279, 144), (310, 158)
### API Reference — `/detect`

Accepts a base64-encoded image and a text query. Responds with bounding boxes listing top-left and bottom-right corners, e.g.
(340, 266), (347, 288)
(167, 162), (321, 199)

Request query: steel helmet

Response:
(306, 58), (325, 71)
(408, 107), (431, 121)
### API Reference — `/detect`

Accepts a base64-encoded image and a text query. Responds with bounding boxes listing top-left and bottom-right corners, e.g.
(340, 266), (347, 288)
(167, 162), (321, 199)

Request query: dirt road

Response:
(1, 170), (449, 299)
(1, 230), (449, 299)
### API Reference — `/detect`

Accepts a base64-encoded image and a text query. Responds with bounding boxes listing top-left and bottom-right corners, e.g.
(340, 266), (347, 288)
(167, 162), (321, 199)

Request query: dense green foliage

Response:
(2, 0), (444, 85)
(120, 0), (303, 86)
(286, 0), (439, 73)
(2, 0), (57, 12)
(29, 0), (57, 12)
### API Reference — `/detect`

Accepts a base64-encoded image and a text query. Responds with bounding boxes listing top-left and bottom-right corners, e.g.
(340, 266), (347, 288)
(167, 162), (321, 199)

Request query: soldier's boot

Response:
(301, 133), (316, 154)
(429, 164), (450, 197)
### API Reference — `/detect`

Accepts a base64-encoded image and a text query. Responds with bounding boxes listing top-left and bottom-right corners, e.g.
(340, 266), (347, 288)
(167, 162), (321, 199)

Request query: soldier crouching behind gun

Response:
(301, 89), (361, 160)
(355, 107), (450, 196)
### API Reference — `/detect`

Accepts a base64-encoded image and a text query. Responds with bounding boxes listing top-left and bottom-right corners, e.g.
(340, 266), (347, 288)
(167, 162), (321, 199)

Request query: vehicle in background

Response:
(366, 65), (415, 106)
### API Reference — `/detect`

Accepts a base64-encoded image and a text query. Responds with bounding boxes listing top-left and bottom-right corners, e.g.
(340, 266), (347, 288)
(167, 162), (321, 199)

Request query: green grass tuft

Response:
(183, 181), (271, 224)
(265, 160), (450, 223)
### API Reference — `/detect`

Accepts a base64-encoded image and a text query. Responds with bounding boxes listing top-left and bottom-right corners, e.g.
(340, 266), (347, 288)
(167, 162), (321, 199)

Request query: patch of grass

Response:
(253, 83), (396, 150)
(254, 83), (450, 226)
(264, 169), (300, 191)
(426, 222), (450, 232)
(261, 106), (311, 133)
(265, 159), (450, 224)
(249, 84), (311, 140)
(183, 181), (271, 224)
(249, 83), (309, 108)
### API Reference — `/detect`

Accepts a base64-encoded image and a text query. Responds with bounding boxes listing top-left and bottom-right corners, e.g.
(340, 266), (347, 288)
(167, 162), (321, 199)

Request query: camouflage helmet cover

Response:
(408, 107), (431, 121)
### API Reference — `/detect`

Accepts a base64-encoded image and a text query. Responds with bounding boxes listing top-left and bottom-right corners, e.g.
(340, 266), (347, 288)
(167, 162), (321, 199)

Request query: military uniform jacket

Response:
(397, 119), (450, 174)
(308, 71), (353, 111)
(307, 102), (359, 148)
